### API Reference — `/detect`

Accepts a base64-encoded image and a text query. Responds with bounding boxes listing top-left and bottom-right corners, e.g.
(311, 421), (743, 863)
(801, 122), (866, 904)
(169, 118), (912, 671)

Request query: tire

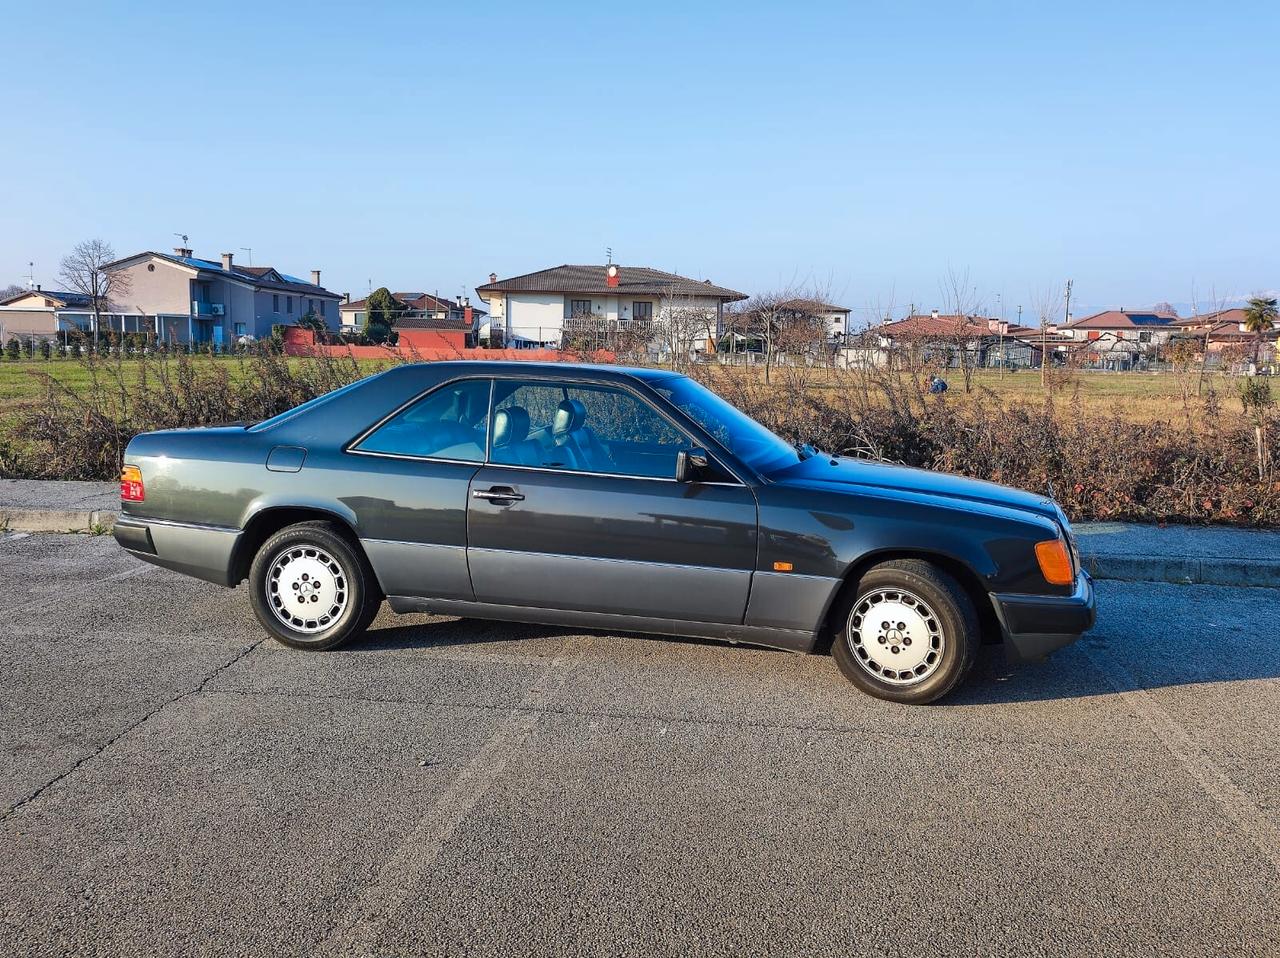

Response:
(830, 559), (980, 705)
(248, 521), (382, 651)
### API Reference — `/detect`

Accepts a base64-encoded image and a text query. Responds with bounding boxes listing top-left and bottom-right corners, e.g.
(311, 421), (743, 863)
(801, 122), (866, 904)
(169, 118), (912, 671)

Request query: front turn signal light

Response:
(1035, 539), (1073, 586)
(121, 464), (145, 502)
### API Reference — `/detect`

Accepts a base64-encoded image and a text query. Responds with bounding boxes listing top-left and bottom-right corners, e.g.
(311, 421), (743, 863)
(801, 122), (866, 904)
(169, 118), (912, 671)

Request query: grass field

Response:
(0, 355), (1257, 425)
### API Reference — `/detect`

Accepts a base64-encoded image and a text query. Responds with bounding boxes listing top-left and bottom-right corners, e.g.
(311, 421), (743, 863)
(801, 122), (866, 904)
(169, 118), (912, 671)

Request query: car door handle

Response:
(472, 486), (524, 503)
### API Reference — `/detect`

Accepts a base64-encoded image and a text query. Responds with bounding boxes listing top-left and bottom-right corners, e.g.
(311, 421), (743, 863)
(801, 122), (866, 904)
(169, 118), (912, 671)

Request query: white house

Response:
(475, 264), (747, 351)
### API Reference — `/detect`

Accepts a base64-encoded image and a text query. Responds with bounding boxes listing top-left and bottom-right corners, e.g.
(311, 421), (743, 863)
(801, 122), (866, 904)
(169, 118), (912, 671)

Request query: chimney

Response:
(488, 272), (497, 284)
(455, 294), (463, 308)
(221, 252), (234, 272)
(343, 292), (351, 304)
(174, 246), (193, 258)
(463, 296), (470, 307)
(931, 309), (939, 319)
(311, 269), (321, 287)
(36, 283), (41, 292)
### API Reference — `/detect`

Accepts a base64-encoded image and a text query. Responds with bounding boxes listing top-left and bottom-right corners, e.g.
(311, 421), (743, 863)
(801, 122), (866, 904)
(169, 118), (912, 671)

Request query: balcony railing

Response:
(191, 301), (225, 317)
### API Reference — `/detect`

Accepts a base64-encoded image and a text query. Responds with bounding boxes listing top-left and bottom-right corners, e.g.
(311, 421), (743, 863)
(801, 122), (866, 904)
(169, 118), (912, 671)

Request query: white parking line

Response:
(315, 632), (592, 956)
(0, 562), (152, 619)
(1082, 646), (1280, 877)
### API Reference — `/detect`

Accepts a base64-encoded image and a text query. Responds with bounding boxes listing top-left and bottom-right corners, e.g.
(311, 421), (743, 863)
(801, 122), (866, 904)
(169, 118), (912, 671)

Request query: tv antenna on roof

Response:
(240, 247), (253, 266)
(173, 233), (189, 249)
(26, 261), (35, 289)
(606, 247), (613, 265)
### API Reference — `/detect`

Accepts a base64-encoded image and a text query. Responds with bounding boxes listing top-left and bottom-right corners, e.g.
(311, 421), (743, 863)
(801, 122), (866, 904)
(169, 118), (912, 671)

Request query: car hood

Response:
(768, 455), (1061, 523)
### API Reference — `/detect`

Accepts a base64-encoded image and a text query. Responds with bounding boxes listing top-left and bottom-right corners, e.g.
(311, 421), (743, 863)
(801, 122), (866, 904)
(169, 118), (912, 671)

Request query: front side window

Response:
(355, 379), (491, 461)
(233, 322), (247, 336)
(273, 294), (279, 313)
(653, 374), (799, 475)
(632, 301), (653, 321)
(570, 299), (592, 317)
(287, 296), (294, 314)
(490, 380), (686, 478)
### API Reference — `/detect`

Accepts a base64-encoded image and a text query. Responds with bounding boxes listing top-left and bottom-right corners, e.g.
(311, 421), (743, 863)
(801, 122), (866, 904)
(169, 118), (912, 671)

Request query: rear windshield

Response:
(248, 378), (370, 432)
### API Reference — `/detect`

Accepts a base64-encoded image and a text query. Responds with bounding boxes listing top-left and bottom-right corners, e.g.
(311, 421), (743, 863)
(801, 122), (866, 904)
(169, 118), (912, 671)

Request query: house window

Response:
(320, 301), (326, 317)
(632, 301), (653, 322)
(1139, 331), (1152, 343)
(273, 294), (279, 313)
(233, 322), (247, 337)
(570, 299), (592, 317)
(287, 296), (293, 315)
(1087, 330), (1100, 341)
(308, 298), (315, 313)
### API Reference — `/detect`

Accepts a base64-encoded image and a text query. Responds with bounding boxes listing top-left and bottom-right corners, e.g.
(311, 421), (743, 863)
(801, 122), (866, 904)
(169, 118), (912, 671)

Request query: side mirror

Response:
(675, 447), (710, 483)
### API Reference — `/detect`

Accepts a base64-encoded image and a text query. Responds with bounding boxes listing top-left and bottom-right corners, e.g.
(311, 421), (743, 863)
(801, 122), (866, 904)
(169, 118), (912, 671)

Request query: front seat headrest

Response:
(552, 398), (586, 437)
(492, 407), (530, 448)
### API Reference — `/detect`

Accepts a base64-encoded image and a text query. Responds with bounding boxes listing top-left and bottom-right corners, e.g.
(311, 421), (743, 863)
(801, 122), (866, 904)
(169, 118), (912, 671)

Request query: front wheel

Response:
(831, 559), (979, 704)
(248, 521), (381, 650)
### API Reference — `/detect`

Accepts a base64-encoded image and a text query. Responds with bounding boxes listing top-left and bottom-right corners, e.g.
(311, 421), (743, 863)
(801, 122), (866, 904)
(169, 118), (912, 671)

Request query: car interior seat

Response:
(551, 398), (613, 471)
(491, 406), (541, 466)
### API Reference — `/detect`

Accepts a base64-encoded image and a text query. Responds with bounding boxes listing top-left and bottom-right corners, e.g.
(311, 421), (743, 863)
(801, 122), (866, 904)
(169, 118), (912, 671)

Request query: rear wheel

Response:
(831, 559), (979, 704)
(248, 521), (381, 650)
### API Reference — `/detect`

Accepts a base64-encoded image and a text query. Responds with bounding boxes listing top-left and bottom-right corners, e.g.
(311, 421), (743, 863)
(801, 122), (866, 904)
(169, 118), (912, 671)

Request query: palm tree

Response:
(1242, 295), (1279, 365)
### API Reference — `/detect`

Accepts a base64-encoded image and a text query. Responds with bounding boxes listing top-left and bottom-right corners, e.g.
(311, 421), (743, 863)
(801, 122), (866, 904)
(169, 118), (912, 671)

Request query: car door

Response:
(466, 377), (758, 625)
(342, 376), (492, 601)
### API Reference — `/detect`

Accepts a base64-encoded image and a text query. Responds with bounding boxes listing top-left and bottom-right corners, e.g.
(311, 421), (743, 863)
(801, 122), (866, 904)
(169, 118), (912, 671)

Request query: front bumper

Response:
(113, 515), (241, 587)
(992, 571), (1096, 663)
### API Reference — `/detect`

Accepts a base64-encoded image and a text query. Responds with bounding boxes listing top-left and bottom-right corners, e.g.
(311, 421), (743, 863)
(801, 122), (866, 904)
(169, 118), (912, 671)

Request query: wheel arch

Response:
(814, 548), (1000, 653)
(230, 505), (365, 586)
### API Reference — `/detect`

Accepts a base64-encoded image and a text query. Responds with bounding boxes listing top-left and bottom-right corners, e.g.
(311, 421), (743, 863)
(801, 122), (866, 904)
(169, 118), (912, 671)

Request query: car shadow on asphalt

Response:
(344, 616), (729, 654)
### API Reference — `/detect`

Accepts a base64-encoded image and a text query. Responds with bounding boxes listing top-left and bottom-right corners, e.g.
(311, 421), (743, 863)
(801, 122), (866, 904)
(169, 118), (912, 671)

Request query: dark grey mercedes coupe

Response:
(113, 361), (1094, 704)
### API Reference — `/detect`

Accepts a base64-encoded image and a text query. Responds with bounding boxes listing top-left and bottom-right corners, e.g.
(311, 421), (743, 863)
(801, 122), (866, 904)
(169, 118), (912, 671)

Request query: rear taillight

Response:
(121, 464), (145, 502)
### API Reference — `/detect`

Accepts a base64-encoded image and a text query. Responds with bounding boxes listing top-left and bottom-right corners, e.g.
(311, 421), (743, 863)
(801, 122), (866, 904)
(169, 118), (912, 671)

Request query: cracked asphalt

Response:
(2, 533), (1278, 957)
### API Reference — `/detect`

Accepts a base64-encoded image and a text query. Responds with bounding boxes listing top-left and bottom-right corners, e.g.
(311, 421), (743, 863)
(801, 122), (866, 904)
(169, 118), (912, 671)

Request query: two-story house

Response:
(102, 247), (343, 345)
(339, 291), (485, 337)
(475, 264), (747, 351)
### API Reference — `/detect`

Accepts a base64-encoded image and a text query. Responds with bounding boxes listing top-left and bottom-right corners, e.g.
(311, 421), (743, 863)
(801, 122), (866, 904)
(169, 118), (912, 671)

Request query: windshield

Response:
(653, 375), (799, 475)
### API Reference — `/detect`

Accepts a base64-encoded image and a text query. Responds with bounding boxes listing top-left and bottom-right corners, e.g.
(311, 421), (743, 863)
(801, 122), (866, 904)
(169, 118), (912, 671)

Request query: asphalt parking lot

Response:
(2, 533), (1278, 957)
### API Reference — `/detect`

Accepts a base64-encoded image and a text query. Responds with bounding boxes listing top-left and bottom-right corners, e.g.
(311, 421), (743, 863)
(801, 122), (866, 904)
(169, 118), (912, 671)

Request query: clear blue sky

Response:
(2, 0), (1276, 322)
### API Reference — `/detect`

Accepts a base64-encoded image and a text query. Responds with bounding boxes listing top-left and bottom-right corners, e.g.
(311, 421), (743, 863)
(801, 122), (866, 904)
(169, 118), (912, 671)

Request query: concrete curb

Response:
(1083, 554), (1280, 589)
(0, 509), (117, 534)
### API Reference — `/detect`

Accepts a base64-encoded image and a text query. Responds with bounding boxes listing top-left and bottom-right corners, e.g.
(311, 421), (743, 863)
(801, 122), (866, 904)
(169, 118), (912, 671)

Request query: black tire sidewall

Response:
(248, 524), (371, 651)
(832, 564), (977, 704)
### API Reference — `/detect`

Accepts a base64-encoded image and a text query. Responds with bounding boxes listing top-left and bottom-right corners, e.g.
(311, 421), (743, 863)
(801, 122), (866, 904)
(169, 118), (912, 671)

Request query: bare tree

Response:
(939, 267), (985, 393)
(0, 282), (25, 301)
(732, 286), (830, 382)
(654, 286), (716, 372)
(59, 239), (129, 346)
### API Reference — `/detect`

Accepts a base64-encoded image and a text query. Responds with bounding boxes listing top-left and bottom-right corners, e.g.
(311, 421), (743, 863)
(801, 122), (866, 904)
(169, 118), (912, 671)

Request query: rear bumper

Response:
(992, 572), (1096, 663)
(113, 515), (241, 587)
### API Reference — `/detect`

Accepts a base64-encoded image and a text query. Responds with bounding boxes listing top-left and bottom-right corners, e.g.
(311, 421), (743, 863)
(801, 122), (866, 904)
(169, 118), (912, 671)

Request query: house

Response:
(779, 299), (852, 340)
(844, 311), (1053, 369)
(1059, 309), (1177, 348)
(98, 247), (343, 345)
(1171, 309), (1277, 357)
(0, 286), (93, 341)
(339, 291), (486, 339)
(475, 264), (747, 352)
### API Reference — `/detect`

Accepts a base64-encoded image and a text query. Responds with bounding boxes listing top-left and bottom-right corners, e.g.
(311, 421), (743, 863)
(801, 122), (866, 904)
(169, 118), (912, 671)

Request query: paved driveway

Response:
(2, 534), (1278, 957)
